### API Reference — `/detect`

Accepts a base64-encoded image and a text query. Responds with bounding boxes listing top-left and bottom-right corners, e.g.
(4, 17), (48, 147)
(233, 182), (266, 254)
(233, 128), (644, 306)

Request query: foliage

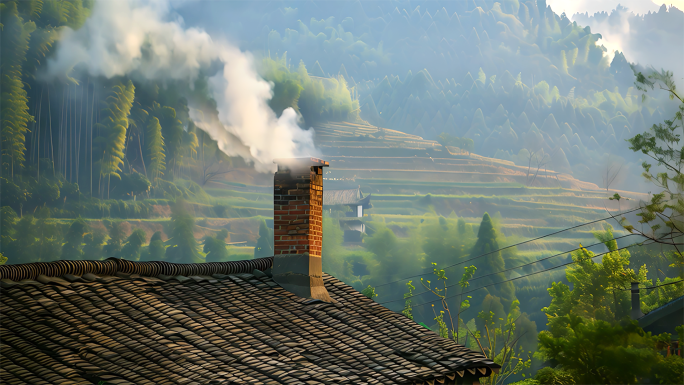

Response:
(149, 102), (184, 178)
(652, 354), (684, 385)
(1, 2), (34, 178)
(114, 172), (150, 200)
(4, 214), (61, 264)
(119, 229), (146, 261)
(103, 220), (125, 258)
(61, 218), (87, 260)
(145, 116), (166, 182)
(1, 206), (19, 252)
(164, 199), (201, 263)
(543, 225), (647, 322)
(254, 219), (274, 258)
(204, 232), (230, 262)
(437, 132), (475, 154)
(402, 280), (416, 320)
(540, 225), (682, 384)
(538, 315), (661, 384)
(472, 212), (516, 306)
(420, 215), (473, 269)
(361, 285), (378, 299)
(418, 262), (531, 385)
(261, 55), (360, 125)
(533, 367), (575, 385)
(640, 277), (684, 313)
(94, 80), (136, 197)
(620, 68), (684, 274)
(140, 231), (165, 261)
(83, 226), (106, 260)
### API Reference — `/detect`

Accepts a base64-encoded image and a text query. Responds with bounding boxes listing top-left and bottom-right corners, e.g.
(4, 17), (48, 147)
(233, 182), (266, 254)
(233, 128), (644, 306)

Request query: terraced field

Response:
(197, 120), (646, 257)
(314, 121), (646, 252)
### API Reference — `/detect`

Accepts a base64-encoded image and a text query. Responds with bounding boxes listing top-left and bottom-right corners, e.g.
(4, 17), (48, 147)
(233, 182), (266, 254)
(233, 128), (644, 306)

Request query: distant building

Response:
(323, 187), (372, 242)
(631, 282), (683, 356)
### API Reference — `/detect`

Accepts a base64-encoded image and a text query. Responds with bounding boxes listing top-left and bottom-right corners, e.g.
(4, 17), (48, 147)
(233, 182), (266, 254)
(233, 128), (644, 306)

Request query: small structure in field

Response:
(323, 187), (372, 242)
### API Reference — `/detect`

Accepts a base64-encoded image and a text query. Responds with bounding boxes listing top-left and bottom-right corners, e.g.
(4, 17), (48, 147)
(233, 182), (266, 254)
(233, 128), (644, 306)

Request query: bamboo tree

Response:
(150, 102), (183, 179)
(36, 88), (42, 180)
(145, 116), (166, 183)
(76, 82), (83, 184)
(89, 85), (95, 196)
(48, 86), (54, 176)
(94, 80), (135, 199)
(1, 2), (36, 179)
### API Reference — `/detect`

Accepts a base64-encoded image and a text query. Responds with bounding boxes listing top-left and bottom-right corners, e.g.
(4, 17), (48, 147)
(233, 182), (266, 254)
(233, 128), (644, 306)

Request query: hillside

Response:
(179, 0), (682, 192)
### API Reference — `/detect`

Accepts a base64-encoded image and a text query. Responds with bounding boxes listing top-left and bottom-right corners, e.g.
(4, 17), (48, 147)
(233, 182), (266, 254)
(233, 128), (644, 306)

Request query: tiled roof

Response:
(639, 295), (684, 328)
(0, 258), (499, 385)
(323, 189), (370, 207)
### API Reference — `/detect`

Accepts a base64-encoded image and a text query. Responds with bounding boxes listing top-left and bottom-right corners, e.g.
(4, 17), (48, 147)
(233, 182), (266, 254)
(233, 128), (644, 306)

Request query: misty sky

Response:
(547, 0), (681, 15)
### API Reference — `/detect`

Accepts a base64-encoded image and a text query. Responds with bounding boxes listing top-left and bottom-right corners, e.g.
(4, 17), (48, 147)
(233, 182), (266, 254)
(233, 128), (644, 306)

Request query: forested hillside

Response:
(181, 0), (681, 189)
(2, 1), (684, 383)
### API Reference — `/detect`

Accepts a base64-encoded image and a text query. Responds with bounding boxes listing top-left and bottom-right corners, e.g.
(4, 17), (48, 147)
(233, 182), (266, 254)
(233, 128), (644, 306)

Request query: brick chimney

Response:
(272, 158), (333, 302)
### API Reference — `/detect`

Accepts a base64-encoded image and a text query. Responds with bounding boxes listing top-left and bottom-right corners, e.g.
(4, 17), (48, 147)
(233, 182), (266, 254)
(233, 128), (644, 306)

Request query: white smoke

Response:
(46, 0), (317, 172)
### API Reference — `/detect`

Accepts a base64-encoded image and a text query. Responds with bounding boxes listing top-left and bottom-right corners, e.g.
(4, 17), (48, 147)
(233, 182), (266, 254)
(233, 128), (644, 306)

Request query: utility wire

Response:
(392, 239), (665, 310)
(378, 233), (638, 305)
(622, 279), (684, 291)
(374, 207), (642, 288)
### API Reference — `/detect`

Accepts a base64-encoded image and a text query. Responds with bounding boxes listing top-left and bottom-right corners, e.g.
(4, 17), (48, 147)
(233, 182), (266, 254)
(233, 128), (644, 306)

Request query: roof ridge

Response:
(0, 257), (274, 281)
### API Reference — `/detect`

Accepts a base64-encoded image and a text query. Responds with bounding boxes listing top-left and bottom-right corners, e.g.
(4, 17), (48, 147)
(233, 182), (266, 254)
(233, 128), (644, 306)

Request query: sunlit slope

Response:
(317, 121), (644, 198)
(316, 120), (645, 252)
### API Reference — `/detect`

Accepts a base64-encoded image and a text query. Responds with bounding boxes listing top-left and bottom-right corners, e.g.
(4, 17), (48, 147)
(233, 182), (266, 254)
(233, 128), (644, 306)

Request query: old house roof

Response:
(638, 295), (684, 330)
(0, 258), (498, 385)
(323, 188), (371, 207)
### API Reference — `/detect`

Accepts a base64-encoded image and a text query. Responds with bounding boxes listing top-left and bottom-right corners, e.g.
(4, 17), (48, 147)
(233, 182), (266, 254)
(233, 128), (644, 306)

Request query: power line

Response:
(378, 233), (638, 305)
(374, 207), (641, 288)
(622, 279), (684, 291)
(393, 239), (665, 310)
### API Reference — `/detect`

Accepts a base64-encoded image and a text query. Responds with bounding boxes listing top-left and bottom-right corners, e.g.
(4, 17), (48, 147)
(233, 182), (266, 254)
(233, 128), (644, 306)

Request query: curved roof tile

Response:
(0, 259), (499, 384)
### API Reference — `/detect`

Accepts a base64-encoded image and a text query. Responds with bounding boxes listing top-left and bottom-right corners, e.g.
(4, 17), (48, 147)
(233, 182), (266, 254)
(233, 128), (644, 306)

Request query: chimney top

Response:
(274, 157), (329, 172)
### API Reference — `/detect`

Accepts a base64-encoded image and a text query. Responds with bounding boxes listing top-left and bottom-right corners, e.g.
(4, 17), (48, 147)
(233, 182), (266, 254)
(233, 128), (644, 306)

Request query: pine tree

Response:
(103, 221), (125, 258)
(61, 218), (87, 260)
(119, 229), (146, 260)
(83, 227), (106, 260)
(471, 212), (516, 305)
(254, 219), (274, 258)
(141, 231), (165, 261)
(165, 199), (201, 263)
(204, 233), (230, 262)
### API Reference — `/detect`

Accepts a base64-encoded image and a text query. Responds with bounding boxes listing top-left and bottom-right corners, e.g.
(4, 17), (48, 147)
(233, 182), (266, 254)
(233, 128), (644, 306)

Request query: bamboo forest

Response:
(1, 0), (683, 384)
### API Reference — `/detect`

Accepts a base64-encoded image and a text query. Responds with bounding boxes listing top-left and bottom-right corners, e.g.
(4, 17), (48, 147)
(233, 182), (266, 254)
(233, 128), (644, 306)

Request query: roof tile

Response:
(1, 258), (498, 384)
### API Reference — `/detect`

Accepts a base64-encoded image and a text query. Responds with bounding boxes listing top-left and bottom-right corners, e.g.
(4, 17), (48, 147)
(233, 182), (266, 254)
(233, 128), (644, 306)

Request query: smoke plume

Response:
(46, 0), (317, 172)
